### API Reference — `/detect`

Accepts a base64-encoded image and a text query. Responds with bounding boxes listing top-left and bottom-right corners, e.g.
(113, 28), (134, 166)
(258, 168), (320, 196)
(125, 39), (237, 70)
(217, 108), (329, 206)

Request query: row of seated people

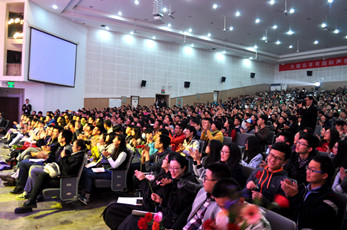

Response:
(1, 114), (347, 230)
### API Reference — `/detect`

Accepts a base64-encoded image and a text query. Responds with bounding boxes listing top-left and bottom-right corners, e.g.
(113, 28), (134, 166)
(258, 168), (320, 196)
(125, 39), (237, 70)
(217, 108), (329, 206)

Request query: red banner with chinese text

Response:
(279, 56), (347, 71)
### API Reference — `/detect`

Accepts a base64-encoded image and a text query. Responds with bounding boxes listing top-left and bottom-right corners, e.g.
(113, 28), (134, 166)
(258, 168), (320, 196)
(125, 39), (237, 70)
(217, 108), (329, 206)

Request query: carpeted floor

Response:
(0, 135), (120, 230)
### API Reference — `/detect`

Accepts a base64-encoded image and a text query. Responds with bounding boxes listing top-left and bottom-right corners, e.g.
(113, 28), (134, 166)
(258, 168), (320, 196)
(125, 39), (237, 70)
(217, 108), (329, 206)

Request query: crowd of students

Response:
(0, 86), (347, 229)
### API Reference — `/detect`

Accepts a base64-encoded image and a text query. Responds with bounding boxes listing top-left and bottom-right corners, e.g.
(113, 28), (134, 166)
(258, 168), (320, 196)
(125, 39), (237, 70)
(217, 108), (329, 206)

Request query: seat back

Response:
(335, 192), (347, 230)
(223, 136), (233, 145)
(42, 153), (87, 202)
(235, 133), (254, 147)
(111, 150), (134, 192)
(264, 208), (296, 230)
(242, 165), (255, 180)
(60, 154), (88, 201)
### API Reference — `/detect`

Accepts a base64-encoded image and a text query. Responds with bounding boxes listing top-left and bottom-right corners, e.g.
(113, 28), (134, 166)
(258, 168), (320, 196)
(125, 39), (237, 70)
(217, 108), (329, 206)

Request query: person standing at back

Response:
(22, 98), (32, 116)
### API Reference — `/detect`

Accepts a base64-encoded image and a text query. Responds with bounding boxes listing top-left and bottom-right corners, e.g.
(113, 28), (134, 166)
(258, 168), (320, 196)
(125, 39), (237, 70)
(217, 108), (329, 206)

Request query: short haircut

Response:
(75, 139), (87, 151)
(159, 134), (171, 149)
(259, 114), (268, 122)
(212, 120), (223, 130)
(206, 163), (231, 180)
(300, 133), (319, 149)
(171, 154), (188, 170)
(335, 120), (346, 126)
(61, 129), (73, 144)
(312, 155), (335, 186)
(158, 128), (170, 136)
(104, 119), (112, 128)
(211, 178), (241, 198)
(277, 131), (294, 146)
(185, 125), (197, 136)
(271, 142), (292, 160)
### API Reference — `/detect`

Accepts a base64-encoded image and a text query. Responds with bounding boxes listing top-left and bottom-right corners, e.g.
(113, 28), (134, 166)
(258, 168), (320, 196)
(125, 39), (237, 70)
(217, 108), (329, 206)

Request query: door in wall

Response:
(0, 97), (19, 126)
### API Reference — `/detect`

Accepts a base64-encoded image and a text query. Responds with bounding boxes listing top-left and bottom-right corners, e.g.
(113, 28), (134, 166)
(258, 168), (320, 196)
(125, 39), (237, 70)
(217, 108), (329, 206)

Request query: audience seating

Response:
(264, 208), (296, 230)
(235, 133), (254, 152)
(93, 150), (133, 192)
(42, 154), (88, 202)
(241, 165), (255, 180)
(0, 119), (10, 134)
(223, 136), (233, 145)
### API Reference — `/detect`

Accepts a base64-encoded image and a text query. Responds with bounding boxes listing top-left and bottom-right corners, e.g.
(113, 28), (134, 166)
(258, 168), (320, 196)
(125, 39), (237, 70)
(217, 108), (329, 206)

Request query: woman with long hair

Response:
(220, 143), (245, 186)
(241, 136), (264, 168)
(79, 134), (129, 205)
(191, 139), (223, 178)
(317, 128), (340, 153)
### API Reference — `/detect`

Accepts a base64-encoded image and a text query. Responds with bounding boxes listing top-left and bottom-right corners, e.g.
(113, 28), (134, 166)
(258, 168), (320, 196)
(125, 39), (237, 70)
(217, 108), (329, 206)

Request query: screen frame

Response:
(28, 27), (78, 87)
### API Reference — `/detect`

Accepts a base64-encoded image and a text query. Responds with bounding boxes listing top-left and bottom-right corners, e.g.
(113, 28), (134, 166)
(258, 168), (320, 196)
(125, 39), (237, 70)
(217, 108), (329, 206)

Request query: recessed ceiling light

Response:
(105, 26), (110, 30)
(229, 26), (234, 31)
(118, 11), (122, 16)
(168, 23), (171, 28)
(212, 4), (218, 9)
(223, 50), (226, 54)
(254, 45), (258, 49)
(52, 4), (58, 9)
(269, 0), (275, 5)
(272, 24), (278, 30)
(191, 44), (194, 47)
(134, 0), (139, 5)
(276, 40), (281, 45)
(286, 29), (294, 35)
(162, 7), (168, 13)
(333, 29), (340, 34)
(345, 35), (347, 39)
(321, 22), (327, 28)
(130, 31), (134, 35)
(235, 11), (241, 17)
(262, 36), (267, 41)
(188, 28), (192, 33)
(255, 18), (260, 24)
(289, 8), (295, 14)
(249, 57), (254, 60)
(152, 36), (156, 40)
(207, 33), (211, 37)
(314, 40), (319, 44)
(289, 45), (293, 48)
(328, 0), (333, 3)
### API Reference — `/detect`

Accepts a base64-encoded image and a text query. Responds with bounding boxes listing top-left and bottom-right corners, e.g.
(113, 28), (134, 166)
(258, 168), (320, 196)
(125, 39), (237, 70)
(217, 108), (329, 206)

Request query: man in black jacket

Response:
(281, 155), (343, 230)
(298, 96), (318, 130)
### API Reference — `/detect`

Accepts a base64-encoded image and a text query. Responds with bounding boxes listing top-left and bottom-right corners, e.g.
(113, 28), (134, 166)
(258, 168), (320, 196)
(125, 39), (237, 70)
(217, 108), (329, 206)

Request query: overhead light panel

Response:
(333, 29), (339, 34)
(168, 23), (171, 27)
(229, 26), (234, 31)
(269, 0), (275, 5)
(162, 7), (167, 12)
(152, 36), (156, 39)
(134, 0), (140, 5)
(314, 40), (319, 44)
(207, 33), (211, 37)
(286, 29), (294, 35)
(289, 8), (295, 14)
(289, 45), (293, 48)
(272, 24), (278, 30)
(276, 40), (281, 45)
(255, 18), (260, 24)
(188, 28), (192, 33)
(52, 4), (58, 9)
(212, 3), (218, 9)
(118, 11), (122, 16)
(321, 22), (327, 28)
(328, 0), (333, 3)
(235, 11), (241, 17)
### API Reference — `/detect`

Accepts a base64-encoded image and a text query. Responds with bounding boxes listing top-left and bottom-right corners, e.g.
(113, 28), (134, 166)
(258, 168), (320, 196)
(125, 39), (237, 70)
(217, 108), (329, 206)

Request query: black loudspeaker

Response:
(141, 80), (147, 87)
(307, 71), (313, 76)
(221, 76), (226, 82)
(184, 81), (190, 88)
(250, 72), (255, 78)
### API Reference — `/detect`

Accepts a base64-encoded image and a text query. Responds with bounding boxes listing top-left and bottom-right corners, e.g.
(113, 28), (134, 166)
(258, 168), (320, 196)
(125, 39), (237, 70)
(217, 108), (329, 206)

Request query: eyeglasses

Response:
(306, 166), (323, 174)
(169, 167), (181, 172)
(296, 141), (309, 147)
(202, 175), (217, 182)
(268, 153), (284, 162)
(220, 150), (230, 154)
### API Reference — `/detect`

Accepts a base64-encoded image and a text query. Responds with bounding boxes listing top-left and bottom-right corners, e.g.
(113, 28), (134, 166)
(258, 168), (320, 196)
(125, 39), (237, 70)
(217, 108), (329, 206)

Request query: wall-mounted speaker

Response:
(250, 72), (255, 78)
(141, 80), (147, 87)
(307, 71), (313, 76)
(221, 76), (226, 82)
(184, 81), (190, 88)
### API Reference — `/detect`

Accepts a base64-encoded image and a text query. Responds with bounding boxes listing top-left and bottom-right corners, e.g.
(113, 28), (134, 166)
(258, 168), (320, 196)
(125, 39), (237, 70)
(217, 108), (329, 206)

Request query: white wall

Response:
(274, 65), (347, 87)
(21, 2), (87, 112)
(85, 28), (276, 98)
